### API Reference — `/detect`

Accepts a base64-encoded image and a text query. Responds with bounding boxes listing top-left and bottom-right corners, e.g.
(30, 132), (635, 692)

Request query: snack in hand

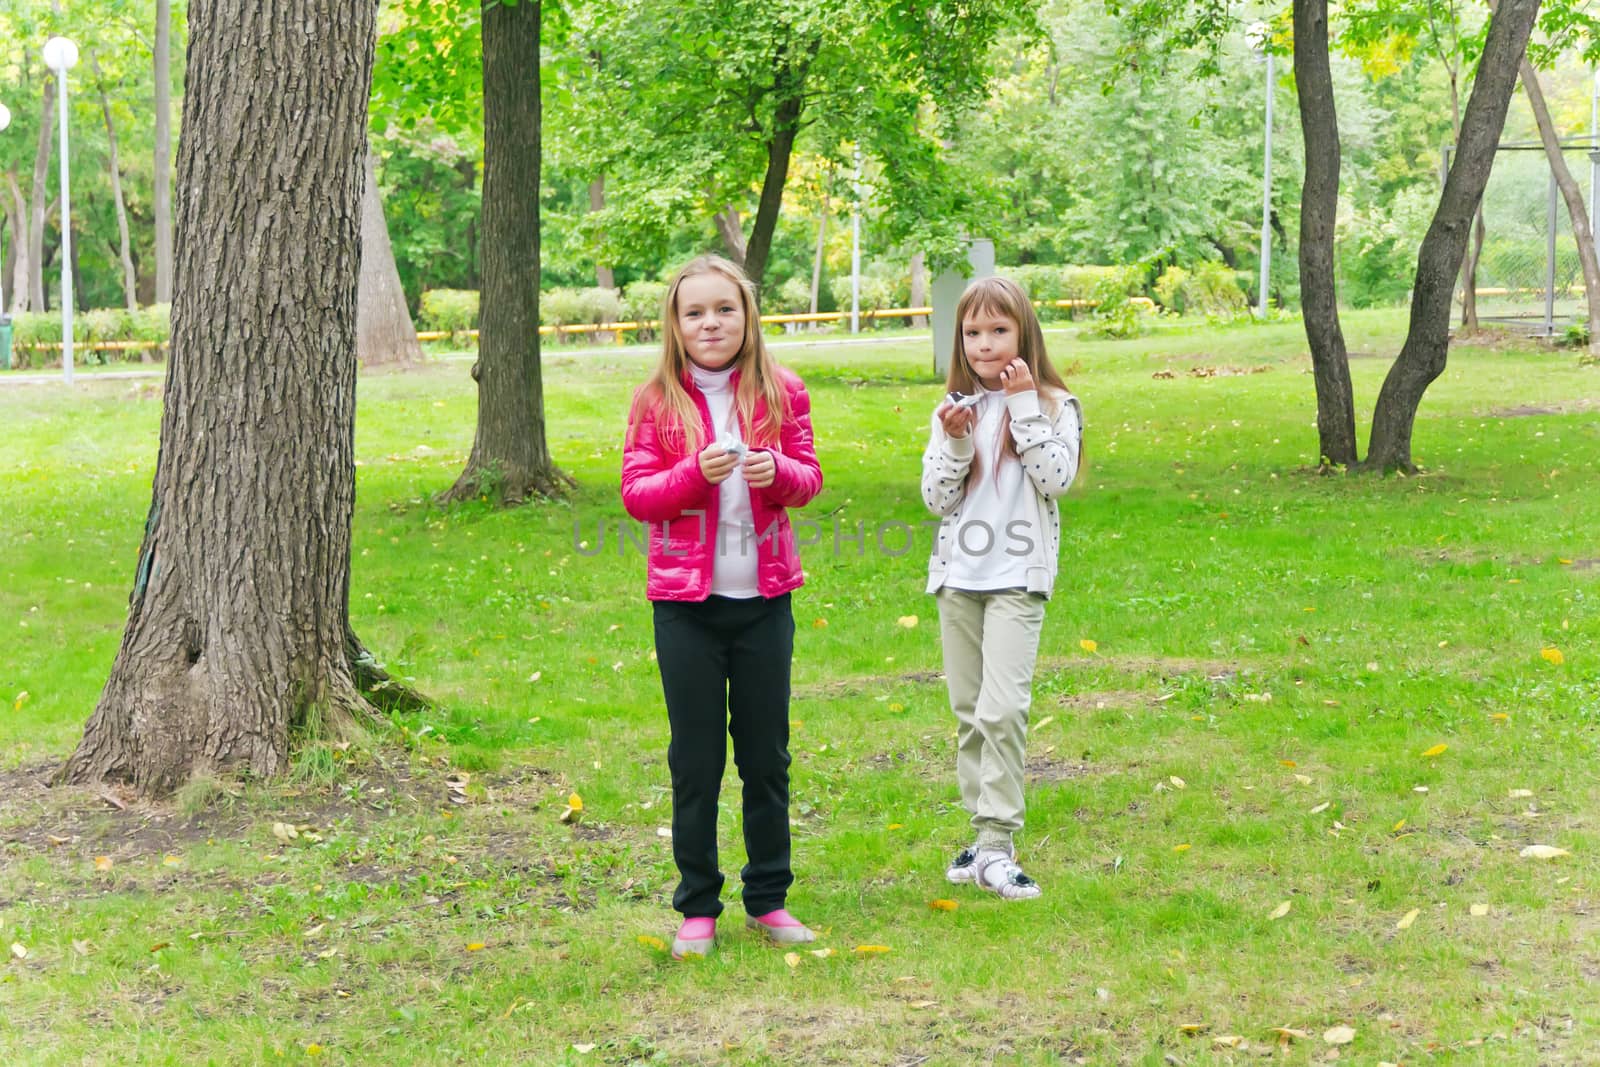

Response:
(946, 391), (983, 411)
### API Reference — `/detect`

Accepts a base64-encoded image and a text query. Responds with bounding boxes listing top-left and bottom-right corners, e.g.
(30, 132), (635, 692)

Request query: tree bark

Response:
(5, 173), (28, 316)
(357, 149), (423, 367)
(588, 176), (614, 290)
(1445, 71), (1485, 330)
(28, 77), (55, 314)
(441, 0), (568, 505)
(742, 55), (811, 291)
(60, 0), (388, 795)
(1367, 0), (1542, 472)
(154, 0), (175, 304)
(715, 205), (747, 266)
(90, 51), (140, 311)
(809, 197), (827, 314)
(910, 250), (927, 329)
(1521, 58), (1600, 355)
(1292, 0), (1358, 467)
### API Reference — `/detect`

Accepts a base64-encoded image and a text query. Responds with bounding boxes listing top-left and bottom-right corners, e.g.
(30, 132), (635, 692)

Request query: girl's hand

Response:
(742, 450), (776, 488)
(999, 358), (1034, 395)
(936, 401), (977, 439)
(699, 443), (739, 484)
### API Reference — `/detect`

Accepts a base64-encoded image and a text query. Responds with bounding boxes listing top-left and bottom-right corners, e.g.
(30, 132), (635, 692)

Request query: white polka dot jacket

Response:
(920, 387), (1083, 599)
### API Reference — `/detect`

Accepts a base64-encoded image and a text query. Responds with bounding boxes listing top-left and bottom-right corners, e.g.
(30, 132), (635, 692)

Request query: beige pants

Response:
(936, 588), (1046, 852)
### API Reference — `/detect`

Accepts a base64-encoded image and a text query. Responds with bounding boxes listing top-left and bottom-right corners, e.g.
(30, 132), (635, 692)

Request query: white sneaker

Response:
(975, 849), (1042, 900)
(945, 845), (981, 885)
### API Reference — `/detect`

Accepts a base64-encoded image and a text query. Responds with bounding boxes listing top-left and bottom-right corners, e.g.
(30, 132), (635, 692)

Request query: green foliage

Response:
(827, 260), (910, 323)
(418, 289), (480, 334)
(1154, 261), (1249, 315)
(1086, 266), (1148, 338)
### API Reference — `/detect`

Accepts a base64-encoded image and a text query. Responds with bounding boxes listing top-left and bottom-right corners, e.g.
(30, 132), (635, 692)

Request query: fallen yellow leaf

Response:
(1034, 715), (1055, 731)
(885, 823), (904, 830)
(1520, 844), (1570, 859)
(1310, 802), (1330, 815)
(1470, 903), (1489, 917)
(1169, 775), (1186, 789)
(784, 952), (801, 968)
(1212, 1035), (1244, 1049)
(1421, 743), (1448, 758)
(1490, 712), (1509, 722)
(12, 691), (28, 712)
(162, 855), (182, 867)
(306, 1045), (323, 1057)
(809, 948), (835, 959)
(1079, 639), (1098, 653)
(812, 618), (828, 629)
(1540, 647), (1564, 665)
(1392, 819), (1407, 833)
(1279, 759), (1297, 768)
(1177, 1023), (1209, 1034)
(1269, 901), (1291, 920)
(1396, 908), (1419, 930)
(1270, 1027), (1309, 1043)
(466, 942), (485, 952)
(637, 935), (666, 951)
(567, 793), (583, 812)
(9, 943), (26, 960)
(94, 856), (113, 872)
(1172, 843), (1191, 853)
(896, 615), (919, 629)
(887, 702), (905, 713)
(852, 944), (891, 954)
(1323, 1024), (1356, 1045)
(928, 899), (958, 912)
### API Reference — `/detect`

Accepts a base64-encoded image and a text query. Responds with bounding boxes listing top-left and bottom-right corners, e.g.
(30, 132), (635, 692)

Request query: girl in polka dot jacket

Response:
(920, 275), (1082, 901)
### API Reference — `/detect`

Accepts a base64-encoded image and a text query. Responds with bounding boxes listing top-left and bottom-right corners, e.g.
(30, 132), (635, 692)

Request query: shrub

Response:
(1156, 261), (1249, 316)
(622, 280), (668, 342)
(418, 290), (479, 334)
(1088, 266), (1147, 339)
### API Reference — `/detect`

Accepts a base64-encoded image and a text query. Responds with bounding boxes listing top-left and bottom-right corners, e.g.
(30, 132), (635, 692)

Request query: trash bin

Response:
(0, 316), (12, 372)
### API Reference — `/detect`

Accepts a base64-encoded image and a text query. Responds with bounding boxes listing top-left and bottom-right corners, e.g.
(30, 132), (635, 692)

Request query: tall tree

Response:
(1293, 0), (1359, 467)
(1367, 0), (1542, 470)
(440, 0), (567, 503)
(61, 0), (414, 794)
(357, 148), (423, 367)
(574, 0), (1035, 290)
(89, 50), (139, 311)
(153, 0), (174, 304)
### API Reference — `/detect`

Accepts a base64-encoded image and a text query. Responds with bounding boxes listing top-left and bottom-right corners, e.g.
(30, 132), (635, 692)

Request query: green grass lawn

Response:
(2, 310), (1598, 1065)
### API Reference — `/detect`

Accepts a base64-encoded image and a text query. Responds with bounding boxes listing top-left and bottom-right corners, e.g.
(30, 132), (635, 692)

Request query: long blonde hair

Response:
(944, 276), (1073, 485)
(627, 254), (790, 454)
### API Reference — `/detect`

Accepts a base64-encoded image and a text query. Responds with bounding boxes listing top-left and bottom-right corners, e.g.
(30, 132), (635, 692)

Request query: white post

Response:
(1258, 49), (1273, 318)
(43, 37), (79, 385)
(850, 148), (862, 335)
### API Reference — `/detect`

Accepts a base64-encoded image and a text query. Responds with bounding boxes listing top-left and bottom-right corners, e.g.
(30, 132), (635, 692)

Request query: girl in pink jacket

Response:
(621, 254), (823, 960)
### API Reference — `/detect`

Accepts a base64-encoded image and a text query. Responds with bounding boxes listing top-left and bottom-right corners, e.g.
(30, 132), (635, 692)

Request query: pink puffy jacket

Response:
(621, 367), (823, 602)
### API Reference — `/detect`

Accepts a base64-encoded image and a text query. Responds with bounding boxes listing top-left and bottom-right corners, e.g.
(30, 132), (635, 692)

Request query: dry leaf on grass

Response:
(852, 945), (891, 955)
(1269, 901), (1291, 920)
(1540, 647), (1564, 665)
(1323, 1025), (1356, 1045)
(1396, 909), (1419, 930)
(1470, 903), (1489, 917)
(1421, 743), (1448, 758)
(1520, 845), (1570, 859)
(1079, 639), (1098, 653)
(928, 899), (958, 911)
(637, 935), (666, 951)
(93, 856), (113, 872)
(784, 952), (801, 969)
(896, 615), (919, 629)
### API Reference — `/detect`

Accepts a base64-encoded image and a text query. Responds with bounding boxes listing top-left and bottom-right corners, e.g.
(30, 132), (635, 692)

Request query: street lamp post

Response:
(43, 35), (79, 386)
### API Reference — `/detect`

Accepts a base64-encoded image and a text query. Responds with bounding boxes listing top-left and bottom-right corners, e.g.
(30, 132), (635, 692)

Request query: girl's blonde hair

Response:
(944, 276), (1073, 484)
(628, 254), (790, 453)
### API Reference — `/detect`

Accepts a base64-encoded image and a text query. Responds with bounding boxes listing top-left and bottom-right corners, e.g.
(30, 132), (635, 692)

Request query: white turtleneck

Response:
(690, 362), (761, 598)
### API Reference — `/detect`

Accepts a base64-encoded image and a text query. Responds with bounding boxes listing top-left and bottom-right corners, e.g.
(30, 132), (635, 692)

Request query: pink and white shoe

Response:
(671, 916), (717, 960)
(745, 908), (817, 944)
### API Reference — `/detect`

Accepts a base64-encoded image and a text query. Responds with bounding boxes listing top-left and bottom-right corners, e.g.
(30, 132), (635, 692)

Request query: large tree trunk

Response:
(5, 173), (28, 316)
(1292, 0), (1358, 467)
(91, 52), (140, 311)
(441, 0), (567, 505)
(1367, 0), (1541, 472)
(28, 77), (55, 314)
(60, 0), (388, 796)
(588, 176), (614, 290)
(357, 149), (423, 367)
(154, 0), (175, 304)
(1521, 59), (1600, 356)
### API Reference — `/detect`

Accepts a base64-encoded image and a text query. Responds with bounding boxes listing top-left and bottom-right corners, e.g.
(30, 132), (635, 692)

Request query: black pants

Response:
(653, 593), (795, 919)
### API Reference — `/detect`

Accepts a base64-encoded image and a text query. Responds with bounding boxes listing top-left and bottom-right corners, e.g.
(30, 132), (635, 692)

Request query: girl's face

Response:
(962, 308), (1021, 388)
(676, 272), (746, 371)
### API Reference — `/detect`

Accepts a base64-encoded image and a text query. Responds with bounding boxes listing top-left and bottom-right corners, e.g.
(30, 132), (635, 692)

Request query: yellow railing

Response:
(13, 296), (1159, 354)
